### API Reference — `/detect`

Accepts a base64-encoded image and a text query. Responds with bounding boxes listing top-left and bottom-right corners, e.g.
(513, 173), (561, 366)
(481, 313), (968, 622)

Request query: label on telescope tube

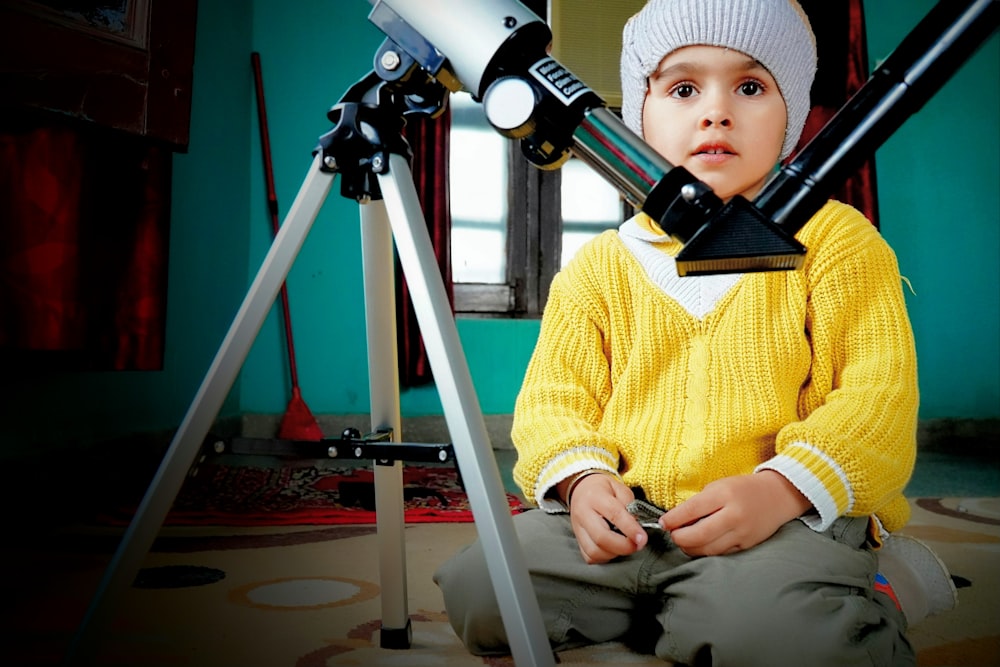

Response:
(529, 57), (592, 105)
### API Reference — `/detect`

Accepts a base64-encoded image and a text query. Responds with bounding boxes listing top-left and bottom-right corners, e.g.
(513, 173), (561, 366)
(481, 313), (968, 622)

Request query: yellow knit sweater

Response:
(512, 200), (918, 533)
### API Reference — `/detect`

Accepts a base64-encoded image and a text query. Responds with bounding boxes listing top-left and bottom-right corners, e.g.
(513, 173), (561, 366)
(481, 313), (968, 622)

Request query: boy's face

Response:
(642, 45), (787, 202)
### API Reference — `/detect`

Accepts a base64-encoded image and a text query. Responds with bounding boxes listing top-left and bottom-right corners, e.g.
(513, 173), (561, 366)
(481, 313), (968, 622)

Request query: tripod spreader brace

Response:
(209, 427), (455, 466)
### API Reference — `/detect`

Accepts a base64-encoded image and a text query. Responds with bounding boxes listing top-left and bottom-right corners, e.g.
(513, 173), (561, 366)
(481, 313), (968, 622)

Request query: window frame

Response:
(453, 142), (563, 317)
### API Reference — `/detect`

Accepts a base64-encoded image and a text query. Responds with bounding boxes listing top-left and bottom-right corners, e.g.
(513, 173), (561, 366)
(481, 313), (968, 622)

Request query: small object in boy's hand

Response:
(626, 499), (667, 529)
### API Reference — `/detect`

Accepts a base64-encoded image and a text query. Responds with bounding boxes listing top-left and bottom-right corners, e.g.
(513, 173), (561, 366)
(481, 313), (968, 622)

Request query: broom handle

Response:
(252, 51), (300, 389)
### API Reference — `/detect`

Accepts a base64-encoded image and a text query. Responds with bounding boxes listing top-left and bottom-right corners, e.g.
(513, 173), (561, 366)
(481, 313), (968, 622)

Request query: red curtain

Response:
(396, 106), (453, 388)
(794, 0), (879, 227)
(0, 116), (170, 370)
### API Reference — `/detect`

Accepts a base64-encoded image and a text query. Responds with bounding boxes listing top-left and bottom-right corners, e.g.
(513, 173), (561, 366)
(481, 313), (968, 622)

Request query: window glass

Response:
(560, 156), (624, 267)
(449, 92), (508, 283)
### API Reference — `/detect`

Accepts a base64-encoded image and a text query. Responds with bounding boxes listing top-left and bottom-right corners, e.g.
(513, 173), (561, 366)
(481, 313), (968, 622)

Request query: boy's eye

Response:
(738, 81), (764, 96)
(670, 83), (697, 99)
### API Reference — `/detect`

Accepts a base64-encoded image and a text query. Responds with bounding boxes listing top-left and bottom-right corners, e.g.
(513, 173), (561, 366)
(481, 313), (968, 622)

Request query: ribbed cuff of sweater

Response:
(756, 441), (854, 532)
(535, 446), (621, 513)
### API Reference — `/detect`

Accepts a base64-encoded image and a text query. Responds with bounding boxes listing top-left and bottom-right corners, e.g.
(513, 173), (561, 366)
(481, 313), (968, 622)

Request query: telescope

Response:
(362, 0), (997, 275)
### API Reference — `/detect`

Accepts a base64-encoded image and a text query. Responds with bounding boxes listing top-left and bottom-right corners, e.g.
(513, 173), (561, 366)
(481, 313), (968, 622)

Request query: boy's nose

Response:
(701, 113), (732, 128)
(699, 91), (733, 128)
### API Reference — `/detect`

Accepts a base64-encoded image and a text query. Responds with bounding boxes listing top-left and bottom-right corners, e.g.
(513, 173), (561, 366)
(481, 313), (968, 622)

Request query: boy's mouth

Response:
(693, 142), (736, 166)
(694, 143), (735, 156)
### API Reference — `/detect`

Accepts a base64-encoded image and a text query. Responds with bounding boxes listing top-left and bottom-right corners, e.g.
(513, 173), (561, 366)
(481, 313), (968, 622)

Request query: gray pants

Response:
(434, 509), (914, 666)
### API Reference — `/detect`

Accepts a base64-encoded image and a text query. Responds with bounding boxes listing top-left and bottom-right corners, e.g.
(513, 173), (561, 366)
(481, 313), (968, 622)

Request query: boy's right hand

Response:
(566, 473), (648, 564)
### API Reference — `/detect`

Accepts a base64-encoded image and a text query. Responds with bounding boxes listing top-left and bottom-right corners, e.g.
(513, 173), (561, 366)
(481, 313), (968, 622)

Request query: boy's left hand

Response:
(660, 471), (812, 557)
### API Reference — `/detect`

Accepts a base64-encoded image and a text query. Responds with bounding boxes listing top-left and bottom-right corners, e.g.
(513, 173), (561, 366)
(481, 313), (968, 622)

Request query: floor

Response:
(0, 427), (996, 666)
(903, 434), (1000, 497)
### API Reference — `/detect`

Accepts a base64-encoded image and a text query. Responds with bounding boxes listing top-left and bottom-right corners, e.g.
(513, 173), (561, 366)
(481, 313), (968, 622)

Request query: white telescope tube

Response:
(372, 0), (545, 96)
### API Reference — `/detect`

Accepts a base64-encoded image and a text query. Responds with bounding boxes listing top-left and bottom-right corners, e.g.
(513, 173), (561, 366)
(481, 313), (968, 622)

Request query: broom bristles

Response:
(278, 387), (324, 441)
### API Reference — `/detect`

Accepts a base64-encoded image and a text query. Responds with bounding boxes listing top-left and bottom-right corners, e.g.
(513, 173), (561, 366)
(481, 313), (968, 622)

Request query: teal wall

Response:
(865, 0), (1000, 418)
(2, 0), (997, 455)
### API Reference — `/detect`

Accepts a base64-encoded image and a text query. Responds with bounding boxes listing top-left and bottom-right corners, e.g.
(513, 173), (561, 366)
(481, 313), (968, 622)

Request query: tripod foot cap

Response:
(379, 619), (413, 649)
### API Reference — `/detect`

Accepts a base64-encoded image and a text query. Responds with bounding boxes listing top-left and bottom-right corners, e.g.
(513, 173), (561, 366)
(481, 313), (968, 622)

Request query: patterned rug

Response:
(2, 497), (997, 666)
(99, 460), (527, 526)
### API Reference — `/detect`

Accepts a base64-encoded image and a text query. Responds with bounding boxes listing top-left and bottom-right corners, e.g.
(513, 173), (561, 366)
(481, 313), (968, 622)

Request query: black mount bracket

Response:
(206, 428), (455, 467)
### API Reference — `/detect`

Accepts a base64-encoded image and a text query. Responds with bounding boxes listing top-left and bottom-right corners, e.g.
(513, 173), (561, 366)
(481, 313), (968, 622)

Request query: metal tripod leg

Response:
(377, 153), (554, 667)
(65, 154), (336, 664)
(358, 195), (410, 647)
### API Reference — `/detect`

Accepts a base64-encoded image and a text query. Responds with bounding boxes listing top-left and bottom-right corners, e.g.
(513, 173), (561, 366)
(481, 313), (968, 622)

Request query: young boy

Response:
(435, 0), (954, 664)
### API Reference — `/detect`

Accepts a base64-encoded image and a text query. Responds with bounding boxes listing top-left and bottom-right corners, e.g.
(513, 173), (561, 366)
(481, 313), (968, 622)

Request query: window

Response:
(450, 92), (627, 317)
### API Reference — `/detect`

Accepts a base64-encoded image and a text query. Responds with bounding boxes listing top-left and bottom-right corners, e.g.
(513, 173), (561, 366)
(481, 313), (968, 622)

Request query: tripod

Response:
(66, 92), (555, 667)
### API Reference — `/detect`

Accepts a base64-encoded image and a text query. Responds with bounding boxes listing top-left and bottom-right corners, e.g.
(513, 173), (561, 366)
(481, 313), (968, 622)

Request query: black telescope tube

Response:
(756, 0), (998, 234)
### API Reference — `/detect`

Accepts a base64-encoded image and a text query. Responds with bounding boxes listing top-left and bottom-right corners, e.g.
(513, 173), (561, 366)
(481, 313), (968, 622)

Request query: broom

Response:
(251, 52), (323, 441)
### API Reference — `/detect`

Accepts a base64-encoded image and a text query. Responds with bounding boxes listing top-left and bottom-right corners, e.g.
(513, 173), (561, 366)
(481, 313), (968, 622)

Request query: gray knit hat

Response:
(620, 0), (817, 160)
